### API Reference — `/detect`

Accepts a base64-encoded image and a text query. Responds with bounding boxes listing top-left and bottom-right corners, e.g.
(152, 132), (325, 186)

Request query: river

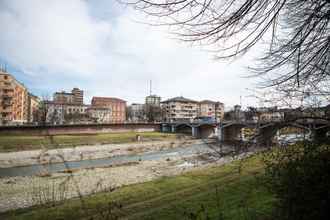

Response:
(0, 142), (229, 178)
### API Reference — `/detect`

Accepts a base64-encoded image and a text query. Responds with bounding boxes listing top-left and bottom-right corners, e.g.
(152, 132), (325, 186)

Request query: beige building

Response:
(162, 96), (199, 122)
(53, 88), (83, 105)
(199, 100), (225, 122)
(0, 70), (29, 125)
(91, 97), (126, 123)
(162, 96), (225, 122)
(27, 93), (40, 123)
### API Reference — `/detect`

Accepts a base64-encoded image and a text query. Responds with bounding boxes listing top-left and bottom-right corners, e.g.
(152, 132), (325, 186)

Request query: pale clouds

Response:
(0, 0), (258, 107)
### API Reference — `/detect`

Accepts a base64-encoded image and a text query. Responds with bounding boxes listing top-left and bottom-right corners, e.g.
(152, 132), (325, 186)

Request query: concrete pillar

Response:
(217, 125), (223, 141)
(192, 127), (200, 138)
(257, 126), (276, 147)
(161, 124), (171, 132)
(171, 125), (176, 133)
(161, 124), (166, 132)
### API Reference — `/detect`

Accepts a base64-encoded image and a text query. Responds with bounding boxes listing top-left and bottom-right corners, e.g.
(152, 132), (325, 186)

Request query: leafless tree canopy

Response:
(123, 0), (330, 93)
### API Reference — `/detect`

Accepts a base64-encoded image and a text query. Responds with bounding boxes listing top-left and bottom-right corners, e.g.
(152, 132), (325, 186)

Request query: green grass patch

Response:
(0, 132), (178, 152)
(1, 155), (275, 220)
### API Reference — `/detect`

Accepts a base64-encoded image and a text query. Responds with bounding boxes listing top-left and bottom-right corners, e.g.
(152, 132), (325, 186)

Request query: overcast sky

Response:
(0, 0), (261, 108)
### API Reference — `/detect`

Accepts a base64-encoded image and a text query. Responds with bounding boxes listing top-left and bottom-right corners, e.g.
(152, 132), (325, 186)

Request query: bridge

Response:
(162, 118), (330, 145)
(161, 121), (219, 139)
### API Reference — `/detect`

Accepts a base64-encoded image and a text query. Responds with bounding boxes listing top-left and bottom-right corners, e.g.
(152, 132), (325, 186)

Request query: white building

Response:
(86, 107), (112, 123)
(45, 101), (89, 124)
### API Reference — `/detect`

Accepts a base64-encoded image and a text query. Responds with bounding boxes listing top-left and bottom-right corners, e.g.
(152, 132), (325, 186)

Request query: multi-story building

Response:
(44, 101), (90, 124)
(91, 97), (126, 123)
(53, 91), (73, 104)
(162, 96), (199, 122)
(71, 88), (83, 104)
(0, 70), (29, 125)
(145, 95), (161, 106)
(161, 96), (225, 122)
(27, 93), (40, 123)
(53, 88), (83, 105)
(199, 100), (225, 122)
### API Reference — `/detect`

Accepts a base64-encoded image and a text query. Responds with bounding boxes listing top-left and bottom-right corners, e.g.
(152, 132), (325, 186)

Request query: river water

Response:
(0, 142), (226, 178)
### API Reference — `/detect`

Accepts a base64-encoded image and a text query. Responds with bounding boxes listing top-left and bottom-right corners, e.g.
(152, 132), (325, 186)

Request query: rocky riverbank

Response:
(0, 138), (209, 168)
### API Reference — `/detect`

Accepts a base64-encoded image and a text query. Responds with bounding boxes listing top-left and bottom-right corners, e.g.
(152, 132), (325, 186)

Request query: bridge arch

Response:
(220, 123), (248, 142)
(257, 122), (311, 146)
(198, 124), (216, 139)
(175, 123), (193, 135)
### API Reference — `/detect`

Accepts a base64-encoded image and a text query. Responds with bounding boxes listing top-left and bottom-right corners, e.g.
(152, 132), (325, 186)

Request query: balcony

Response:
(2, 101), (12, 106)
(2, 95), (13, 99)
(1, 108), (12, 113)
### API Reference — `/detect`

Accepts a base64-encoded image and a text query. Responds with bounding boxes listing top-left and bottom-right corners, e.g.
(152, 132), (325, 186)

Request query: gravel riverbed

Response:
(0, 138), (204, 168)
(0, 139), (258, 213)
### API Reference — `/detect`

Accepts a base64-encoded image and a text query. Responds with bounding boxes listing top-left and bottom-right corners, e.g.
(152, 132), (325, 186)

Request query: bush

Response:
(263, 143), (330, 220)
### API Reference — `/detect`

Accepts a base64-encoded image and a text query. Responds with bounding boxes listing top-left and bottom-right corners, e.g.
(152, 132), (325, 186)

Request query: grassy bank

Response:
(1, 155), (275, 220)
(0, 132), (179, 152)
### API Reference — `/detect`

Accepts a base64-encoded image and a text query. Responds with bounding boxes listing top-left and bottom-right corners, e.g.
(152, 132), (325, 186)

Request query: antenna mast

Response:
(149, 80), (152, 96)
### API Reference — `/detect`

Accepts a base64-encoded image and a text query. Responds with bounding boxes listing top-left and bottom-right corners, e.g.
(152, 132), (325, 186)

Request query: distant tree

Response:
(126, 106), (133, 122)
(35, 96), (51, 126)
(145, 104), (163, 122)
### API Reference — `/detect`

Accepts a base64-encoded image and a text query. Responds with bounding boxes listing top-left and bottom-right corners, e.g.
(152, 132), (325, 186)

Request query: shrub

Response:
(263, 143), (330, 220)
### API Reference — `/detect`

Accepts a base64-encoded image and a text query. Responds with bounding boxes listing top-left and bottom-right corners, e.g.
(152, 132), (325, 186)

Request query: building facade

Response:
(91, 97), (126, 123)
(0, 70), (29, 125)
(162, 96), (199, 122)
(27, 93), (40, 123)
(53, 88), (83, 105)
(87, 107), (112, 123)
(199, 100), (225, 122)
(145, 95), (161, 106)
(44, 101), (90, 124)
(71, 88), (83, 104)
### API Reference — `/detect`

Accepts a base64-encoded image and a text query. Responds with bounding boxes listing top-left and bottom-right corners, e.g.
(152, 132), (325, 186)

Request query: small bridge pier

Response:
(218, 123), (245, 142)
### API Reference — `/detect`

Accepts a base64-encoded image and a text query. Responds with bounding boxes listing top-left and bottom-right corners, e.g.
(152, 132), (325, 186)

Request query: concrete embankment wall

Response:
(0, 123), (161, 135)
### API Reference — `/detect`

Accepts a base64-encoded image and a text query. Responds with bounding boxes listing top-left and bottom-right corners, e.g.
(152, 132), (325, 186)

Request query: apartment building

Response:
(45, 101), (89, 124)
(53, 88), (84, 105)
(0, 70), (29, 125)
(162, 96), (199, 122)
(199, 100), (225, 122)
(91, 97), (126, 123)
(27, 93), (40, 123)
(72, 88), (83, 104)
(145, 95), (161, 106)
(161, 96), (225, 122)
